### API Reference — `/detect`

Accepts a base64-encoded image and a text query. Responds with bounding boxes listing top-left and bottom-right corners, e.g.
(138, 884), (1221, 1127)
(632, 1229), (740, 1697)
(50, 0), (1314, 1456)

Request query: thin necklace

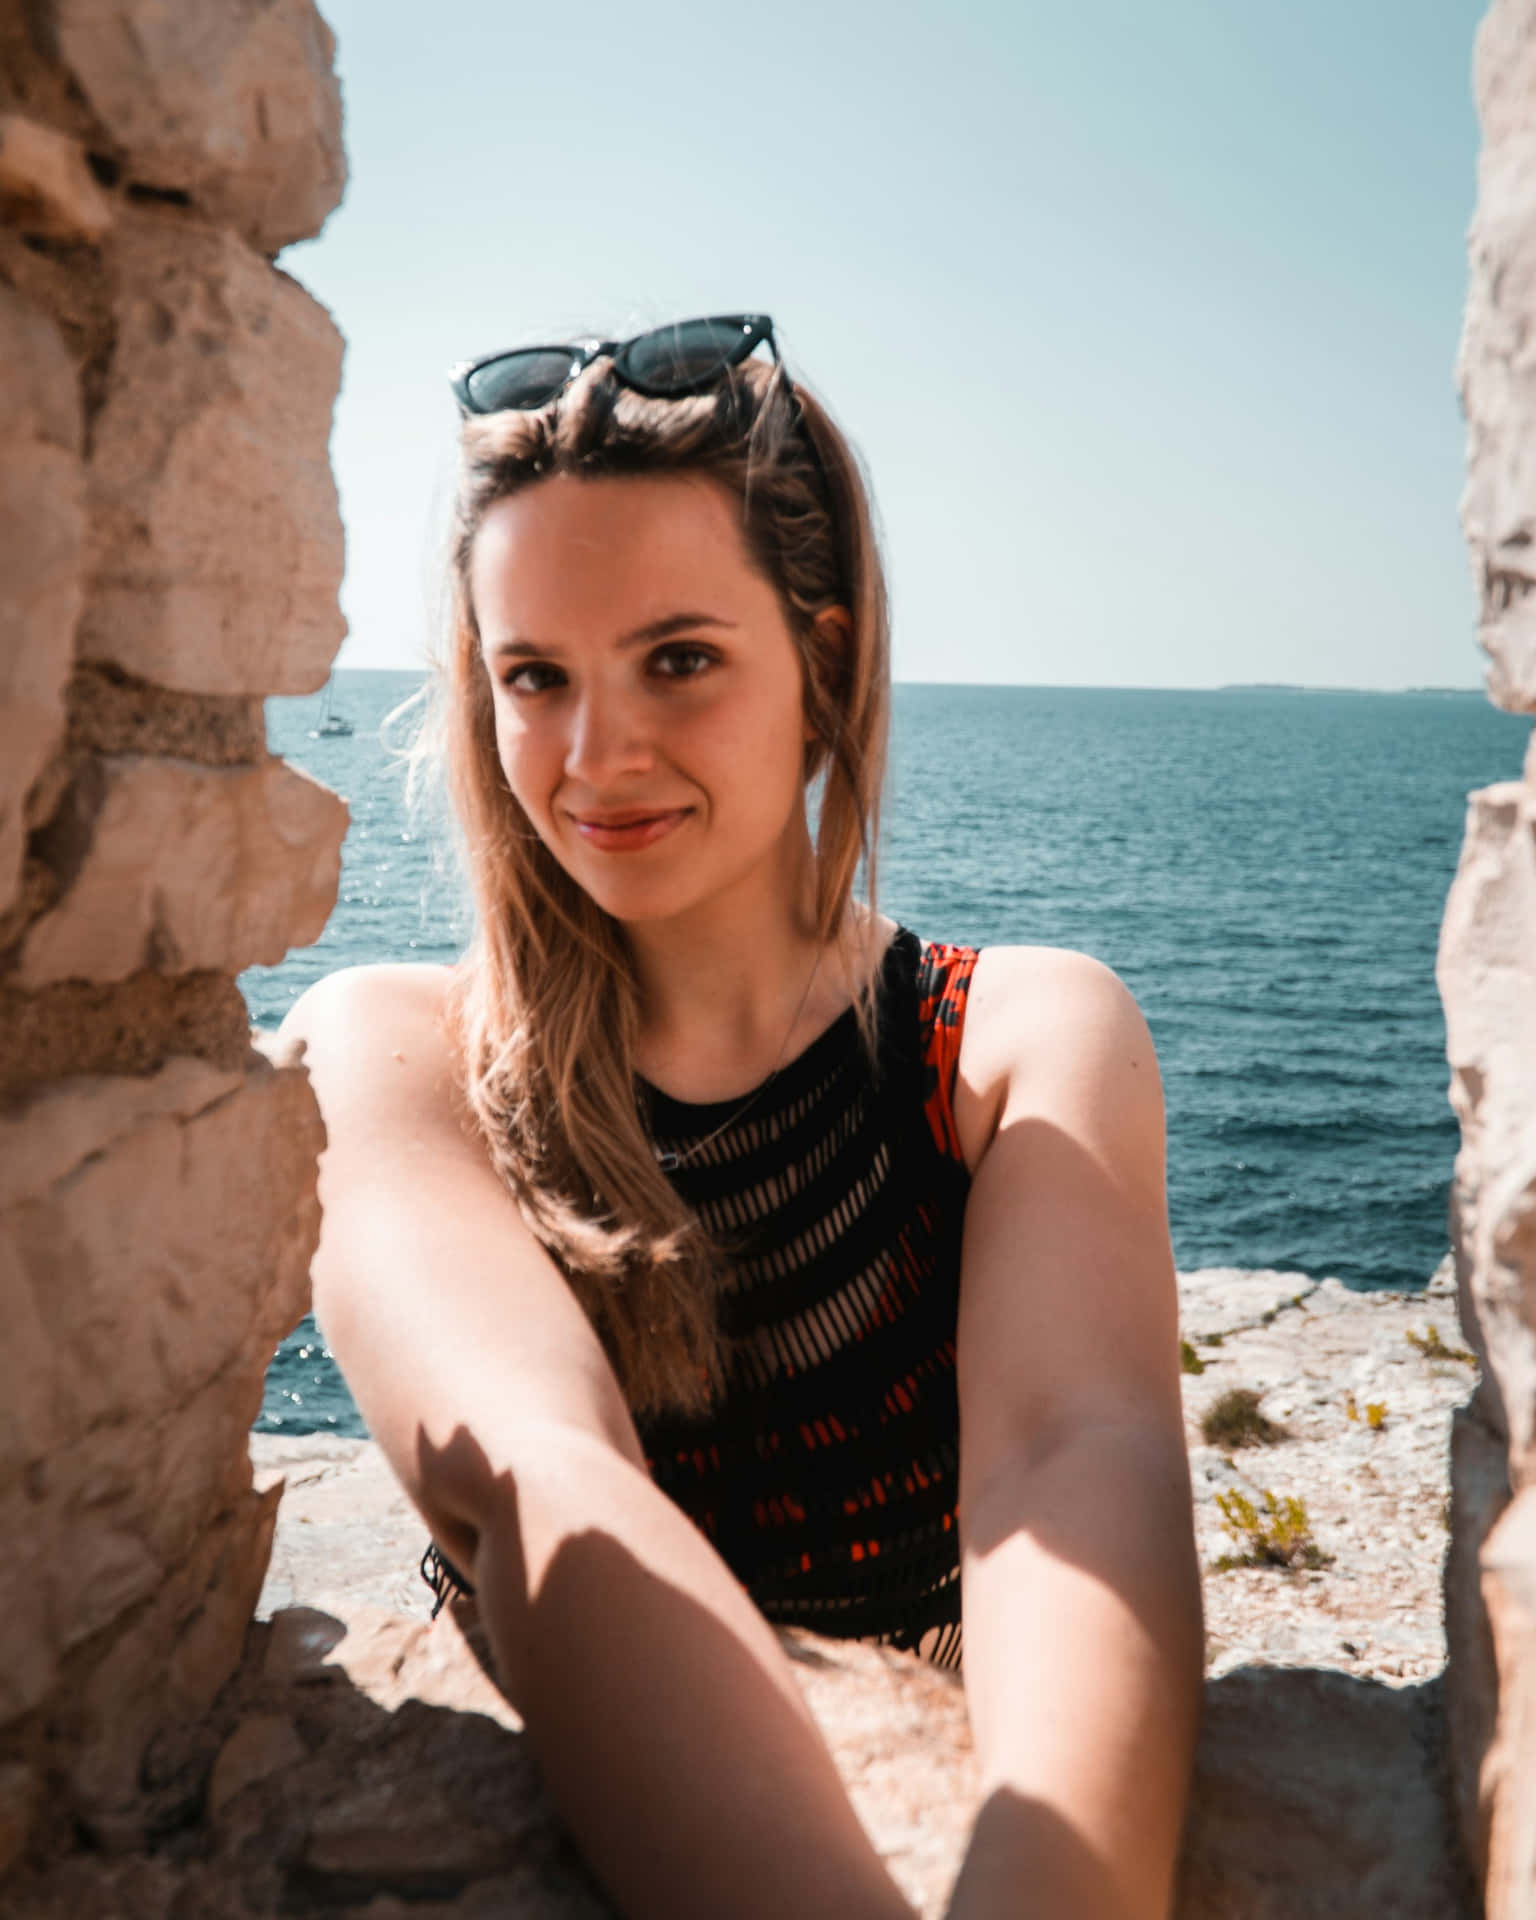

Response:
(646, 949), (824, 1174)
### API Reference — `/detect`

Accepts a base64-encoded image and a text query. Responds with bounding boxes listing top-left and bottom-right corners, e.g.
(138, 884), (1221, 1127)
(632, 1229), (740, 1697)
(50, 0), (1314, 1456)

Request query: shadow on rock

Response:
(7, 1604), (616, 1918)
(1176, 1662), (1479, 1919)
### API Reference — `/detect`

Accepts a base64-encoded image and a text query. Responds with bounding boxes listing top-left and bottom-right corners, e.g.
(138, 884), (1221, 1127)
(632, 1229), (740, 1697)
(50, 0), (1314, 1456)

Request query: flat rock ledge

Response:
(8, 1266), (1480, 1917)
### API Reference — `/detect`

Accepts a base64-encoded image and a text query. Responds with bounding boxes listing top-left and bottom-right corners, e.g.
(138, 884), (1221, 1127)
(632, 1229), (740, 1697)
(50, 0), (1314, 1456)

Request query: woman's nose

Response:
(563, 686), (654, 786)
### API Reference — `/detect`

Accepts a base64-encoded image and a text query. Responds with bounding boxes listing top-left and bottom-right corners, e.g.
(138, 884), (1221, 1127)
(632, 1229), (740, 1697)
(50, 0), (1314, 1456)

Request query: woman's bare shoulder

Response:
(967, 942), (1137, 1029)
(281, 961), (455, 1065)
(277, 961), (466, 1142)
(281, 960), (454, 1048)
(953, 945), (1157, 1165)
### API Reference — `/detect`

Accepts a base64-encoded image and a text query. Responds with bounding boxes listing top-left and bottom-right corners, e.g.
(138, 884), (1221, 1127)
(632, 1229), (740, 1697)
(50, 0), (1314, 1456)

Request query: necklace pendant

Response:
(654, 1147), (682, 1173)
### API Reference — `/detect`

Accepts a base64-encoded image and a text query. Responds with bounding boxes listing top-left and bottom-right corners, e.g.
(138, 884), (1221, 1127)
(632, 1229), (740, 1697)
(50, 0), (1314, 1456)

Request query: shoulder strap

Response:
(914, 938), (980, 1163)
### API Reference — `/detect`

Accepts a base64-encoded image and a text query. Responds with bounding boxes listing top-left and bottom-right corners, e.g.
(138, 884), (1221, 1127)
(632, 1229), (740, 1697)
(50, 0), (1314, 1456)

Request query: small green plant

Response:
(1200, 1387), (1287, 1450)
(1180, 1339), (1206, 1376)
(1345, 1391), (1388, 1431)
(1406, 1324), (1475, 1366)
(1202, 1332), (1225, 1349)
(1212, 1489), (1331, 1572)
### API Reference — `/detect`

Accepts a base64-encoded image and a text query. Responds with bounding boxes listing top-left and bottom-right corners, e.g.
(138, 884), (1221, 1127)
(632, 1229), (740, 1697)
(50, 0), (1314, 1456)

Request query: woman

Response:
(280, 315), (1204, 1920)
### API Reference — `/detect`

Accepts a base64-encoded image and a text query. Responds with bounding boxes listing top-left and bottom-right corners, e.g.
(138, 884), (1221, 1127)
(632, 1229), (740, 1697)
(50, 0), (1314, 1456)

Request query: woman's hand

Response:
(946, 948), (1204, 1920)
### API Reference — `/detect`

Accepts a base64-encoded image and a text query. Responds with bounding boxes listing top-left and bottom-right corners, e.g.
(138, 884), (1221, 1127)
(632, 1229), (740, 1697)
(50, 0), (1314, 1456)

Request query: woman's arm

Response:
(282, 964), (914, 1920)
(946, 949), (1204, 1920)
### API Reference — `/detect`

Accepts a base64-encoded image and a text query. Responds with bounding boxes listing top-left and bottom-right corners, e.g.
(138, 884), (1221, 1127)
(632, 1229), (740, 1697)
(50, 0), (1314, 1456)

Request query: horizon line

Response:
(318, 667), (1491, 697)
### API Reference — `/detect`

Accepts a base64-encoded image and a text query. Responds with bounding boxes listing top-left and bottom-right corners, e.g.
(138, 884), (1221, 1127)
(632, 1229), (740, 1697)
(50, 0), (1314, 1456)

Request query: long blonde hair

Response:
(433, 349), (890, 1415)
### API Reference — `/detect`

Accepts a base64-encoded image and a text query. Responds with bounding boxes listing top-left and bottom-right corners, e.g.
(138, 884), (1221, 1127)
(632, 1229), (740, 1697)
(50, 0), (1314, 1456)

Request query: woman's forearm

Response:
(468, 1423), (915, 1920)
(948, 1423), (1205, 1920)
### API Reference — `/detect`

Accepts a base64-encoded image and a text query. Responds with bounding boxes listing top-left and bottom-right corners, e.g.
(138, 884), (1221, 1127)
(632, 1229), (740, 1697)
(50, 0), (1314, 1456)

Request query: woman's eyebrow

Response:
(617, 612), (738, 648)
(485, 613), (738, 660)
(484, 637), (552, 660)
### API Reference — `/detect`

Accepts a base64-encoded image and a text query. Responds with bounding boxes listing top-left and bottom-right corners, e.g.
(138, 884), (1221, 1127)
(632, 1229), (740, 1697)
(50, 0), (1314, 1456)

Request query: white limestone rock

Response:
(1438, 777), (1536, 1474)
(1460, 0), (1536, 712)
(78, 213), (346, 695)
(43, 0), (345, 253)
(0, 113), (113, 239)
(0, 283), (83, 921)
(1479, 1486), (1536, 1915)
(0, 1057), (322, 1821)
(18, 754), (345, 986)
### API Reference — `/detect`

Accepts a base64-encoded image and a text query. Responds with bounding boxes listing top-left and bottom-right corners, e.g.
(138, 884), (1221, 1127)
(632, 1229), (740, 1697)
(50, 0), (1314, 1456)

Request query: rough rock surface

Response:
(0, 282), (82, 920)
(0, 970), (254, 1096)
(1176, 1665), (1468, 1918)
(1446, 1395), (1512, 1880)
(1461, 0), (1536, 715)
(1440, 3), (1536, 1905)
(16, 753), (346, 986)
(1481, 1487), (1536, 1909)
(0, 0), (346, 1881)
(0, 112), (113, 241)
(0, 1058), (324, 1840)
(78, 212), (347, 696)
(1441, 778), (1536, 1471)
(1, 1613), (1471, 1920)
(1182, 1262), (1468, 1682)
(43, 0), (347, 255)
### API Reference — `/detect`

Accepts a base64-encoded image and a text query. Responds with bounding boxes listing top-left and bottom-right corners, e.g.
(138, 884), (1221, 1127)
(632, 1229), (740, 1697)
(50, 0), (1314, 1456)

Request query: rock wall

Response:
(1441, 0), (1536, 1909)
(0, 0), (347, 1869)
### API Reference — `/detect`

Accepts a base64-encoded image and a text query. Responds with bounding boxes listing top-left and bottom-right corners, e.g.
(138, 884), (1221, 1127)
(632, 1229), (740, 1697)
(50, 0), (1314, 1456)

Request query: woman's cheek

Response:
(681, 679), (787, 765)
(495, 705), (542, 789)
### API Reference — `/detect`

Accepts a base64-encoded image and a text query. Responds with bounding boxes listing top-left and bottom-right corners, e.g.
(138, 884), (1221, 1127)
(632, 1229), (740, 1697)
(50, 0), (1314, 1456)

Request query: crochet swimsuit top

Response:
(422, 926), (980, 1669)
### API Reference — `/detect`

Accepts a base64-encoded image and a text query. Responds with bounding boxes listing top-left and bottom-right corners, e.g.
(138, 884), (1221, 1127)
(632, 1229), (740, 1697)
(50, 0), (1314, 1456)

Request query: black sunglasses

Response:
(449, 313), (785, 417)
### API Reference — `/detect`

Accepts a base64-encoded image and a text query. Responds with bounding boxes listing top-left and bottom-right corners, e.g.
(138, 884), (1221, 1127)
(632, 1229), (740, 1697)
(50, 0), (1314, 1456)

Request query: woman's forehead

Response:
(470, 472), (769, 636)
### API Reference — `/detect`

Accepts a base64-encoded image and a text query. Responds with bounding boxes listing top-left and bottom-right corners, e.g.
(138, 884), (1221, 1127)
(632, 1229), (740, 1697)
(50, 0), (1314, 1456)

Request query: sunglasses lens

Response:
(616, 317), (757, 394)
(464, 348), (581, 413)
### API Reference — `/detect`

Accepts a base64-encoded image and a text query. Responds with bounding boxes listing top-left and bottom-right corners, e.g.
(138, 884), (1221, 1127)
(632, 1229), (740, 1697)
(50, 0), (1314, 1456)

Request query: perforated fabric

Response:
(634, 926), (977, 1667)
(421, 926), (979, 1670)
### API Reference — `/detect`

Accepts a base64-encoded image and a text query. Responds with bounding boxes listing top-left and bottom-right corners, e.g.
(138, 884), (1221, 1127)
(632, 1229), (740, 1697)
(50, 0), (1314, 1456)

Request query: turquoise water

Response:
(246, 672), (1531, 1435)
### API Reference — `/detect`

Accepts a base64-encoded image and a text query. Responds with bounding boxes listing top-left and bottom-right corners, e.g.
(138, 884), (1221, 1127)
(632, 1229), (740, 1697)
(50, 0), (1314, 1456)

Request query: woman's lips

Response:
(568, 807), (691, 852)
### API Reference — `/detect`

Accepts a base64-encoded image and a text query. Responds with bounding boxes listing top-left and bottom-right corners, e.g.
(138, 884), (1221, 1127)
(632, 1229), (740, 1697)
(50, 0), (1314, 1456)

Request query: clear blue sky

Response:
(289, 0), (1488, 688)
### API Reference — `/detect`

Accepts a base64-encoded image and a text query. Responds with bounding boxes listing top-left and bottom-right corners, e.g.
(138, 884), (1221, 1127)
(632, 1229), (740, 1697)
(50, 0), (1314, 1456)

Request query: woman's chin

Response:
(568, 869), (709, 929)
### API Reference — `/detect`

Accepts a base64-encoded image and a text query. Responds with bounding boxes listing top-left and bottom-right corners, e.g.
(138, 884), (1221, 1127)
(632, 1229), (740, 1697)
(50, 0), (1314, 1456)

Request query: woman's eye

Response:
(652, 643), (716, 679)
(503, 661), (564, 694)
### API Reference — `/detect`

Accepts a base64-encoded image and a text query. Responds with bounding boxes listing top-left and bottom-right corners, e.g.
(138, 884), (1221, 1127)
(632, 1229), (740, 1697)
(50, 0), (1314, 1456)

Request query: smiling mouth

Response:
(567, 807), (692, 849)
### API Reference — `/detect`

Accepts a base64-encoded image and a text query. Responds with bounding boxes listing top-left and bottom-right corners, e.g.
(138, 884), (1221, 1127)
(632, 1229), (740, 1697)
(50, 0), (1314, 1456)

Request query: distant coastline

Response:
(1215, 682), (1482, 696)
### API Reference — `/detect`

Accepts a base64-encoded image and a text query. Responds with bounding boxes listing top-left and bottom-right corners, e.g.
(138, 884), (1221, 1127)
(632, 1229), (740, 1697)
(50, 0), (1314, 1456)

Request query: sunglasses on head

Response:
(449, 313), (786, 417)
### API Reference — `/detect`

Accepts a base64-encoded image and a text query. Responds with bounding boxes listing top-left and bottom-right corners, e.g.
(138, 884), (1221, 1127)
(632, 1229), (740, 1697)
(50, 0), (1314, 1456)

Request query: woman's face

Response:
(470, 470), (825, 929)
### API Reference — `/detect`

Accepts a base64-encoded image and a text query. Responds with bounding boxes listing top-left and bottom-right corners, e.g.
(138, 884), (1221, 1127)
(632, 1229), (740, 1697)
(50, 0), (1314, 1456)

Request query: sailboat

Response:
(309, 673), (353, 739)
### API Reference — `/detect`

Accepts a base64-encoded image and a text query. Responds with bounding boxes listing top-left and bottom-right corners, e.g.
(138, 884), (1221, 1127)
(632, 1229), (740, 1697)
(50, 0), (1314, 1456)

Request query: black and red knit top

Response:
(424, 926), (979, 1669)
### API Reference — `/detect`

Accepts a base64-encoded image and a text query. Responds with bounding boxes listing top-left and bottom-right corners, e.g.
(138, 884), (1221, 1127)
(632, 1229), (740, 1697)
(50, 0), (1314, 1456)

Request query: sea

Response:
(244, 671), (1532, 1436)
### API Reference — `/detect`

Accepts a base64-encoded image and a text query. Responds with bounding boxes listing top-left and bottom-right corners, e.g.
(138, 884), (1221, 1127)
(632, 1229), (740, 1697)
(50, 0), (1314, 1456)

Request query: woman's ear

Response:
(803, 605), (852, 743)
